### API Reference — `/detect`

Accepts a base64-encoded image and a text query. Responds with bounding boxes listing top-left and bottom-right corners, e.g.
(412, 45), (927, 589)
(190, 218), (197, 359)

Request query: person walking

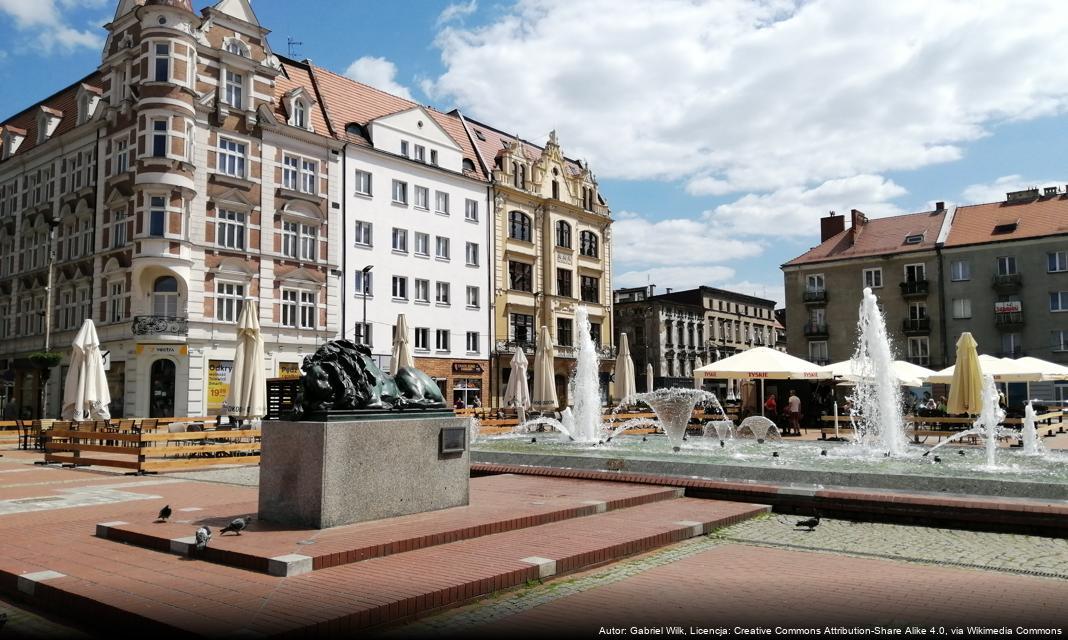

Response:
(787, 390), (801, 436)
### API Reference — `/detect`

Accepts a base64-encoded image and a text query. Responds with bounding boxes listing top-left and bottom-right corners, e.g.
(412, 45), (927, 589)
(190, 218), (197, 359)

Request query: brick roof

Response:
(461, 118), (585, 178)
(945, 195), (1068, 247)
(0, 72), (103, 163)
(306, 62), (487, 181)
(783, 209), (946, 267)
(274, 59), (332, 138)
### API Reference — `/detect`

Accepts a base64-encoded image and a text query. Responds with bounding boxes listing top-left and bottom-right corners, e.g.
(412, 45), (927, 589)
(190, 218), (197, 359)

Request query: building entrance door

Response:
(149, 359), (176, 418)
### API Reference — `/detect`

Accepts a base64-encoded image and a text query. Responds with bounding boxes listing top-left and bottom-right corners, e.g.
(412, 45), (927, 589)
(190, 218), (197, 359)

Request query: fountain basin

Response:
(472, 435), (1068, 501)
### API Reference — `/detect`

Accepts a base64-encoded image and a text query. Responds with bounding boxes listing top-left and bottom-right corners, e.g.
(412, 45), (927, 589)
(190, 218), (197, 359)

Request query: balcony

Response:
(899, 280), (929, 298)
(902, 317), (931, 334)
(803, 289), (827, 305)
(992, 273), (1022, 292)
(994, 311), (1024, 328)
(803, 322), (829, 337)
(494, 340), (536, 355)
(131, 316), (188, 337)
(998, 347), (1026, 358)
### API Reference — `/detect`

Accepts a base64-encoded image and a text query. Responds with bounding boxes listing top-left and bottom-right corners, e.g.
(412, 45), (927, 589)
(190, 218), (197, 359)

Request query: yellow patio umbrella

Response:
(946, 332), (983, 415)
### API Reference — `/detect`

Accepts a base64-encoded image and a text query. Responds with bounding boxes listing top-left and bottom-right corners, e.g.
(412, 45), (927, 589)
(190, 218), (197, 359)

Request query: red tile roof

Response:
(461, 118), (585, 177)
(783, 209), (946, 267)
(274, 60), (332, 138)
(1, 72), (103, 163)
(945, 195), (1068, 247)
(306, 61), (487, 181)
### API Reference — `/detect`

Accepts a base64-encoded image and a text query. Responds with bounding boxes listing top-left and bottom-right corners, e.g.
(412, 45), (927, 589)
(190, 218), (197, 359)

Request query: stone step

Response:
(93, 475), (686, 575)
(1, 496), (768, 636)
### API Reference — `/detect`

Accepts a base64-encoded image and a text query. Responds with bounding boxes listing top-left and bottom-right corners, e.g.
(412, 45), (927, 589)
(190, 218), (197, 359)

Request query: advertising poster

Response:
(207, 359), (234, 413)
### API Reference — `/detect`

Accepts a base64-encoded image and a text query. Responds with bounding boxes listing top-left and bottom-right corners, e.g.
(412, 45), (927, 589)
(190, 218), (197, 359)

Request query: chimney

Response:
(820, 210), (845, 243)
(647, 284), (655, 297)
(850, 208), (868, 243)
(665, 288), (673, 294)
(935, 201), (945, 212)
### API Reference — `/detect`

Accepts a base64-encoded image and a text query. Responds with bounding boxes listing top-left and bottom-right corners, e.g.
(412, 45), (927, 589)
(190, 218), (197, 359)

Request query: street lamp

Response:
(360, 265), (373, 347)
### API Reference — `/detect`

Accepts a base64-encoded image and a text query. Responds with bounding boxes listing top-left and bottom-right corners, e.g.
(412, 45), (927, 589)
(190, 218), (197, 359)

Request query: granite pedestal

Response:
(258, 416), (470, 529)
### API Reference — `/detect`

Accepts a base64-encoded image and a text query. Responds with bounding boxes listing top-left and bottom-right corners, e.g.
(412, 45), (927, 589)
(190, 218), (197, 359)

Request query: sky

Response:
(2, 0), (1068, 308)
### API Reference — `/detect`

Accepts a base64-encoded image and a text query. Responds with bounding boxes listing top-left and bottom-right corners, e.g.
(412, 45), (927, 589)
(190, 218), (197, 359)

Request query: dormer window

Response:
(512, 162), (526, 189)
(224, 69), (244, 109)
(36, 108), (62, 144)
(284, 89), (316, 132)
(225, 39), (250, 57)
(295, 101), (306, 129)
(77, 90), (98, 125)
(904, 233), (924, 245)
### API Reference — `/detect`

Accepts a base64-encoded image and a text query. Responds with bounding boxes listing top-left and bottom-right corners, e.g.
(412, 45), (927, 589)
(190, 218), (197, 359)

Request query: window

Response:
(414, 145), (425, 162)
(952, 298), (972, 319)
(353, 270), (372, 296)
(108, 282), (126, 323)
(216, 210), (245, 249)
(509, 211), (532, 242)
(153, 43), (170, 82)
(511, 313), (534, 343)
(109, 210), (127, 249)
(435, 236), (450, 260)
(414, 232), (429, 256)
(354, 322), (372, 346)
(354, 220), (373, 247)
(557, 318), (573, 347)
(299, 224), (317, 260)
(904, 234), (924, 245)
(863, 267), (882, 288)
(79, 287), (91, 323)
(996, 256), (1017, 276)
(282, 221), (298, 258)
(580, 276), (599, 303)
(436, 282), (450, 305)
(392, 276), (408, 300)
(283, 155), (299, 190)
(400, 140), (409, 157)
(510, 261), (532, 292)
(414, 279), (430, 303)
(294, 101), (307, 129)
(354, 170), (372, 196)
(512, 162), (525, 189)
(300, 159), (317, 194)
(116, 139), (129, 173)
(215, 282), (244, 322)
(904, 263), (926, 282)
(224, 69), (244, 109)
(552, 180), (559, 200)
(582, 187), (595, 211)
(466, 332), (479, 353)
(151, 277), (178, 316)
(414, 327), (429, 350)
(392, 180), (408, 205)
(466, 285), (479, 308)
(1001, 332), (1022, 357)
(465, 242), (479, 266)
(557, 268), (572, 297)
(908, 337), (930, 366)
(300, 291), (316, 329)
(465, 199), (478, 221)
(414, 185), (429, 210)
(281, 289), (298, 327)
(589, 322), (601, 347)
(217, 138), (246, 178)
(149, 196), (166, 237)
(555, 221), (572, 248)
(908, 302), (927, 321)
(392, 228), (408, 253)
(950, 260), (970, 281)
(808, 341), (828, 364)
(225, 39), (249, 57)
(1051, 291), (1068, 312)
(1053, 330), (1068, 352)
(435, 191), (449, 215)
(152, 120), (168, 157)
(1049, 251), (1068, 273)
(579, 231), (598, 257)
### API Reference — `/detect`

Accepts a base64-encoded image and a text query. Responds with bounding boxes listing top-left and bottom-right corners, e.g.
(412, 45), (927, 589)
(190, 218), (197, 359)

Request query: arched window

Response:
(462, 158), (476, 173)
(580, 231), (598, 257)
(555, 220), (571, 248)
(552, 180), (559, 200)
(225, 39), (249, 57)
(509, 211), (532, 242)
(153, 275), (179, 316)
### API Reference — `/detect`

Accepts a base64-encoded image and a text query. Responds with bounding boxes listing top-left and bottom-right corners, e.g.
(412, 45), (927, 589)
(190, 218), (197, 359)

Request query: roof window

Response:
(992, 221), (1019, 234)
(904, 234), (924, 245)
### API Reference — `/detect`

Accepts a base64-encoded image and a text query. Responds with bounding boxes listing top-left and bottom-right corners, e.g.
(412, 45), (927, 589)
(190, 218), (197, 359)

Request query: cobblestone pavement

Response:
(166, 465), (260, 486)
(387, 514), (1068, 637)
(0, 596), (90, 638)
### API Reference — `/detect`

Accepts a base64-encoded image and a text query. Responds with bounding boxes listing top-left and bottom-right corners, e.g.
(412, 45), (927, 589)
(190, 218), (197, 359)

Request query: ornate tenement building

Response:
(464, 125), (614, 408)
(0, 0), (340, 418)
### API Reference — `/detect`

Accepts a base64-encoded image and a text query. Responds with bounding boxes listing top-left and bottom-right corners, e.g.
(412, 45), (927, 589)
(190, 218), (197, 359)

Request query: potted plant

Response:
(28, 351), (63, 371)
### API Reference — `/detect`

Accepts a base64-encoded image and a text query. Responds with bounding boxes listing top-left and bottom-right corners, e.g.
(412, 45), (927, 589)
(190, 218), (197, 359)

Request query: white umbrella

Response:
(390, 313), (415, 375)
(821, 359), (936, 388)
(504, 347), (531, 422)
(1011, 356), (1068, 381)
(694, 346), (828, 416)
(225, 298), (266, 420)
(61, 319), (111, 421)
(532, 326), (558, 411)
(646, 362), (655, 393)
(927, 354), (1046, 384)
(613, 333), (636, 404)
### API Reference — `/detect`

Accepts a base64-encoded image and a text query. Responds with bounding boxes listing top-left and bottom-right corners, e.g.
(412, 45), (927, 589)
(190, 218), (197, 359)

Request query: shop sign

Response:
(207, 360), (234, 411)
(451, 363), (484, 374)
(278, 362), (301, 379)
(135, 345), (188, 356)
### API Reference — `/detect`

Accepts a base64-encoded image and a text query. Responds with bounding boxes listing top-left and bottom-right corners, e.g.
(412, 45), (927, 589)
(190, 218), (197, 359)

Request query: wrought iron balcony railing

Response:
(899, 280), (930, 297)
(131, 316), (189, 336)
(803, 322), (829, 337)
(902, 317), (931, 334)
(803, 289), (827, 304)
(994, 311), (1024, 327)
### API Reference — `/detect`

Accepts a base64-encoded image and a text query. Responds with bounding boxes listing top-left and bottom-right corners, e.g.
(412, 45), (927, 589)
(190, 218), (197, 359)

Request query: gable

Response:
(211, 0), (260, 25)
(370, 107), (461, 152)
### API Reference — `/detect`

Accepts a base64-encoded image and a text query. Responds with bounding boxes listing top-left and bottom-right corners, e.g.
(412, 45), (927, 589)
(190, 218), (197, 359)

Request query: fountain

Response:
(736, 416), (782, 443)
(847, 287), (908, 455)
(1021, 400), (1046, 456)
(633, 387), (721, 451)
(922, 375), (1007, 468)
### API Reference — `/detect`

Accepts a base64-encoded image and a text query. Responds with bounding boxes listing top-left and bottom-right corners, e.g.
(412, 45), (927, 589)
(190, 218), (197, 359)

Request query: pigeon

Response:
(795, 516), (821, 531)
(933, 456), (942, 463)
(958, 450), (966, 456)
(156, 504), (172, 522)
(221, 516), (251, 536)
(194, 526), (212, 551)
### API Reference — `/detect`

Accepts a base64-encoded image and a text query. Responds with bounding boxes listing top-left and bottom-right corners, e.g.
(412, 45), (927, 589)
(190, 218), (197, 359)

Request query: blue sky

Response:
(3, 0), (1067, 307)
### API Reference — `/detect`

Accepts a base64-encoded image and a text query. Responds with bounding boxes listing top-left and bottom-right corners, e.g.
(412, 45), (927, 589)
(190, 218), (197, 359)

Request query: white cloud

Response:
(0, 0), (104, 53)
(614, 265), (737, 291)
(960, 174), (1065, 205)
(612, 214), (765, 266)
(705, 174), (908, 236)
(437, 0), (477, 27)
(344, 56), (414, 101)
(429, 0), (1068, 197)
